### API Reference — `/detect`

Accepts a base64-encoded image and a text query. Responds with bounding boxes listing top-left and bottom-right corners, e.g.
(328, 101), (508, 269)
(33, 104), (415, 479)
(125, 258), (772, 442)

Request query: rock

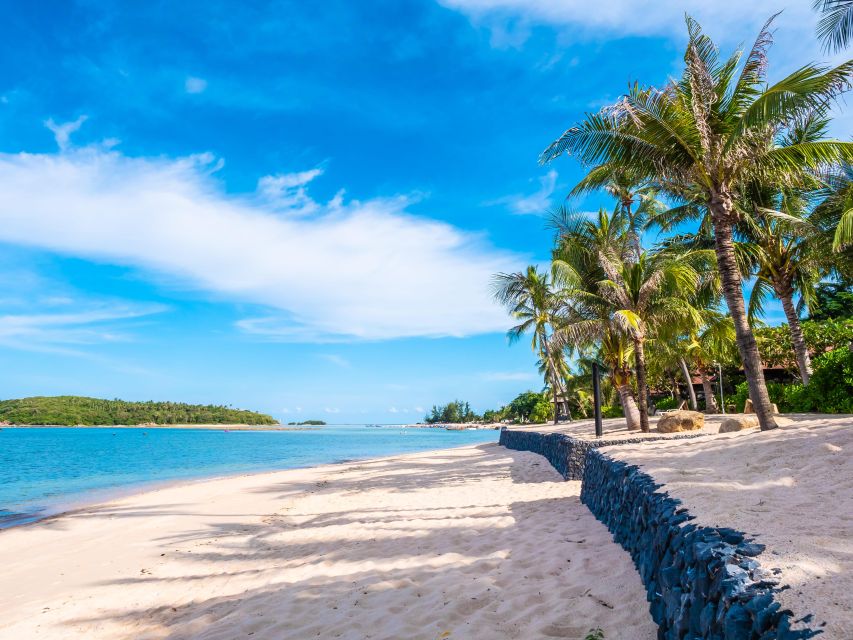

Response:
(658, 410), (705, 433)
(719, 416), (759, 433)
(823, 442), (842, 453)
(743, 399), (779, 414)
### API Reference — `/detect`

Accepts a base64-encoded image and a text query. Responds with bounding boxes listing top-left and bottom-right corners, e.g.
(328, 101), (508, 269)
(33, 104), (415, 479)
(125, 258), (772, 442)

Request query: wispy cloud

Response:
(0, 139), (522, 342)
(45, 115), (88, 151)
(324, 407), (341, 414)
(185, 76), (208, 94)
(486, 170), (558, 215)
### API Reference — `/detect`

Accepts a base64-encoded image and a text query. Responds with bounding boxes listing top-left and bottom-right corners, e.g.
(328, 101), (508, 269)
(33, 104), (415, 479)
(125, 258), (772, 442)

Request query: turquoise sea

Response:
(0, 425), (498, 528)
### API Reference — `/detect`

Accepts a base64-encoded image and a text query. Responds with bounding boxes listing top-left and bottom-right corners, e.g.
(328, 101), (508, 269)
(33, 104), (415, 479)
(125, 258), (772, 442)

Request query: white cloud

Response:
(0, 145), (521, 342)
(488, 170), (558, 215)
(0, 301), (165, 353)
(257, 168), (327, 215)
(439, 1), (844, 73)
(414, 406), (424, 413)
(388, 407), (399, 413)
(324, 407), (341, 414)
(481, 371), (536, 381)
(185, 76), (208, 94)
(45, 115), (88, 151)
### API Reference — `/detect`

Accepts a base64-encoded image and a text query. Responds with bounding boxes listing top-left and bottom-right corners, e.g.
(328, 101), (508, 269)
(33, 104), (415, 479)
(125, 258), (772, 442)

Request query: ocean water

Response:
(0, 425), (498, 528)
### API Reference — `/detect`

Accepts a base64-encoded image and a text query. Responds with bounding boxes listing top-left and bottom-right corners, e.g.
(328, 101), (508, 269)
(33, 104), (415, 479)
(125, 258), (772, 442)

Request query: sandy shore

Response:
(0, 443), (655, 640)
(607, 415), (852, 639)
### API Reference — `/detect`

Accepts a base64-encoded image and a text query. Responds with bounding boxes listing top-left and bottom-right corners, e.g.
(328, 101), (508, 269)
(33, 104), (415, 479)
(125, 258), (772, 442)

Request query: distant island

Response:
(287, 420), (326, 426)
(0, 396), (277, 426)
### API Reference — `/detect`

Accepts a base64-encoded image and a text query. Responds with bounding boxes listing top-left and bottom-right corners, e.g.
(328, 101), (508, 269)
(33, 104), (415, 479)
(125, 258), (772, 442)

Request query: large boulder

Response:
(719, 415), (759, 433)
(657, 410), (705, 433)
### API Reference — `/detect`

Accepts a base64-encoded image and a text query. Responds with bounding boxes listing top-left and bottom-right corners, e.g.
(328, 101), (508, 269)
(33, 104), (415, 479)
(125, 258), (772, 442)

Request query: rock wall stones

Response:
(580, 450), (819, 639)
(499, 428), (820, 639)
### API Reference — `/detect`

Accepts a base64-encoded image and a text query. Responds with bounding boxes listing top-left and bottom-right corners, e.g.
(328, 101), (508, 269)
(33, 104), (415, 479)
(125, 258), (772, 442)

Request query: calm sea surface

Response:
(0, 425), (498, 528)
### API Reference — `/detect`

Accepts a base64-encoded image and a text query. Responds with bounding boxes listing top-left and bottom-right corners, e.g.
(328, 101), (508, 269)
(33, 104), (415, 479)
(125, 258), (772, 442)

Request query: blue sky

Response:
(0, 1), (842, 422)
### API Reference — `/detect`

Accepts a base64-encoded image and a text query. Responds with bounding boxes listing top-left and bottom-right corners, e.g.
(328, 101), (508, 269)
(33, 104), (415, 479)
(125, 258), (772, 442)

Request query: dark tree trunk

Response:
(709, 204), (777, 430)
(679, 357), (697, 410)
(701, 370), (719, 413)
(779, 290), (812, 385)
(633, 337), (650, 432)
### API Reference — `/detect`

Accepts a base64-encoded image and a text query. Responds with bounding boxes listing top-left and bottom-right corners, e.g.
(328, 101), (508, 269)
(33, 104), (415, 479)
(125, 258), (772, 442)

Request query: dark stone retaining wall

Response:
(498, 427), (703, 480)
(499, 428), (820, 639)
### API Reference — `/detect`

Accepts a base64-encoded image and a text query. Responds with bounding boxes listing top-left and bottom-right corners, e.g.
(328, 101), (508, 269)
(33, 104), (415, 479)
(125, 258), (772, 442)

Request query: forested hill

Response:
(0, 396), (278, 426)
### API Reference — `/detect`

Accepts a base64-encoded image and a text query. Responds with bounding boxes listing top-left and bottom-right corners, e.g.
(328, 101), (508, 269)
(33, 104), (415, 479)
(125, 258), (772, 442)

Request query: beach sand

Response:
(0, 443), (655, 640)
(607, 415), (853, 639)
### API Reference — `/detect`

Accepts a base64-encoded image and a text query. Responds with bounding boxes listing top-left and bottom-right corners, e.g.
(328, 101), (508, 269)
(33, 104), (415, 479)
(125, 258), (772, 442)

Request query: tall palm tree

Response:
(598, 330), (642, 429)
(594, 251), (702, 431)
(542, 15), (853, 430)
(815, 1), (853, 52)
(492, 266), (564, 425)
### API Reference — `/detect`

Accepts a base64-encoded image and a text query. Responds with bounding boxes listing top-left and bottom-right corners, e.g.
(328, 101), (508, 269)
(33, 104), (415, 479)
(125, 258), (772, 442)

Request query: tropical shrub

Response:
(732, 347), (853, 413)
(755, 319), (853, 372)
(425, 400), (480, 424)
(653, 397), (679, 411)
(601, 405), (624, 419)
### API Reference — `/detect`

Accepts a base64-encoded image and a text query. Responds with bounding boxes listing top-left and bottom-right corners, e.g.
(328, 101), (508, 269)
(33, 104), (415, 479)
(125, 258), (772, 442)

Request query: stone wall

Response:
(499, 428), (819, 639)
(498, 427), (703, 480)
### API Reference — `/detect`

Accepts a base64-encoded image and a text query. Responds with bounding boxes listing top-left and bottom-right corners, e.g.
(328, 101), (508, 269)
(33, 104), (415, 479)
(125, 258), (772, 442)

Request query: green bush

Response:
(654, 397), (679, 411)
(731, 347), (853, 414)
(601, 405), (624, 418)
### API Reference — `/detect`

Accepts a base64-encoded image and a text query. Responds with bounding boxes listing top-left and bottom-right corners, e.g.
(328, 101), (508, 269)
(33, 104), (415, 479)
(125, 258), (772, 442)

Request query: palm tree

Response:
(598, 330), (642, 429)
(815, 1), (853, 52)
(686, 313), (737, 413)
(542, 15), (853, 430)
(570, 167), (661, 262)
(492, 266), (564, 424)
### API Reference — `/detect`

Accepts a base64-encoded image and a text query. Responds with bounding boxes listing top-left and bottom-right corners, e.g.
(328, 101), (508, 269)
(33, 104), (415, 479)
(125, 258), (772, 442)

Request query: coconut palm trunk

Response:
(616, 384), (641, 430)
(778, 291), (813, 385)
(678, 357), (697, 410)
(542, 335), (563, 425)
(632, 337), (650, 432)
(710, 210), (777, 430)
(701, 371), (719, 413)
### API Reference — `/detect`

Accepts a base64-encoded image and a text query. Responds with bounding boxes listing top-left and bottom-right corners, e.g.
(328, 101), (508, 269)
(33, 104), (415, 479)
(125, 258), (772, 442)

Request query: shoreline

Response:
(0, 442), (485, 532)
(0, 442), (655, 639)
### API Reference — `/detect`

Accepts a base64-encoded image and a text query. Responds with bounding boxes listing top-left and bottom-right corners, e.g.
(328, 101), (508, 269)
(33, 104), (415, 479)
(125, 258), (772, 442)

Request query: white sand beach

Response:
(607, 415), (853, 639)
(0, 443), (655, 640)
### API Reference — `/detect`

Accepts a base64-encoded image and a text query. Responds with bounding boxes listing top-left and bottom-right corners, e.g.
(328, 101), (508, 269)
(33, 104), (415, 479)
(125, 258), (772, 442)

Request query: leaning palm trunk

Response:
(616, 384), (641, 430)
(701, 371), (719, 413)
(542, 338), (563, 425)
(710, 213), (777, 430)
(779, 291), (813, 385)
(633, 338), (650, 433)
(679, 357), (697, 410)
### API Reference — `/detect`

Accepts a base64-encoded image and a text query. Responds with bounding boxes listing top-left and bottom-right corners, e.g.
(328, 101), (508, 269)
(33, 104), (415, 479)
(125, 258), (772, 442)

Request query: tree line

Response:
(0, 396), (277, 426)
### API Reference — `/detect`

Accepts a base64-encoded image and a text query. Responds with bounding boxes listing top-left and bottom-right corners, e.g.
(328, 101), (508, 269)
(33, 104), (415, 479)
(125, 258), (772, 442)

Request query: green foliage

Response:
(287, 420), (326, 426)
(584, 629), (605, 640)
(654, 397), (679, 411)
(425, 400), (480, 424)
(501, 391), (552, 423)
(732, 347), (853, 413)
(0, 396), (277, 426)
(808, 282), (853, 321)
(601, 405), (624, 419)
(755, 319), (853, 371)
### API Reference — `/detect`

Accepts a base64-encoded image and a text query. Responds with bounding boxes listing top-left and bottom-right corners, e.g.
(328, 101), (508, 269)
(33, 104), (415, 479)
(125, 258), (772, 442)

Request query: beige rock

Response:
(719, 416), (760, 433)
(742, 399), (778, 414)
(657, 410), (705, 433)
